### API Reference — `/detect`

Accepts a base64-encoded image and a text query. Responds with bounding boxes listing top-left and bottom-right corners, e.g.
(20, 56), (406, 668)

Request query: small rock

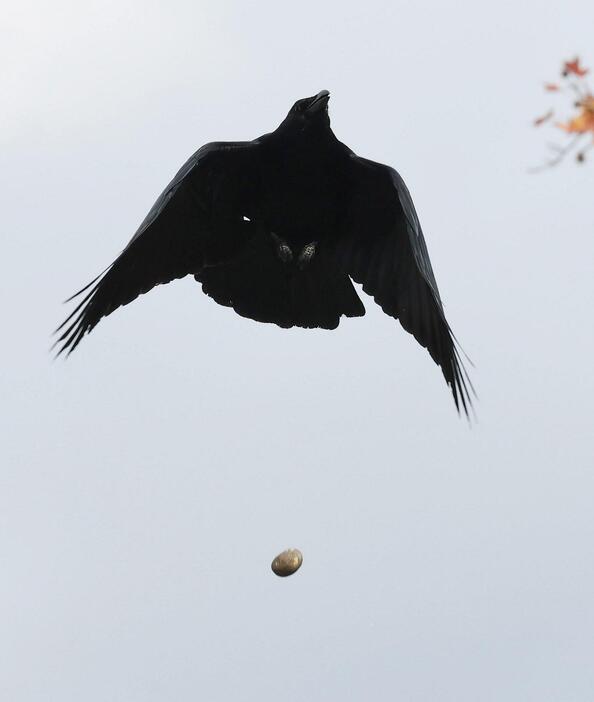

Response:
(271, 548), (303, 577)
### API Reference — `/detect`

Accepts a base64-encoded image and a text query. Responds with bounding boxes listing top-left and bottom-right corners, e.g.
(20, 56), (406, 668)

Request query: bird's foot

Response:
(297, 241), (318, 269)
(271, 232), (293, 263)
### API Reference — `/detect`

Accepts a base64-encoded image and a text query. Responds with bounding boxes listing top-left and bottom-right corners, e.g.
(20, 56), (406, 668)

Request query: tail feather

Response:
(196, 234), (365, 329)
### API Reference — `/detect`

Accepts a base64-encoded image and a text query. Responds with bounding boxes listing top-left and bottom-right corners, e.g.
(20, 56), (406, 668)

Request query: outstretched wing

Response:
(55, 141), (260, 354)
(339, 153), (473, 415)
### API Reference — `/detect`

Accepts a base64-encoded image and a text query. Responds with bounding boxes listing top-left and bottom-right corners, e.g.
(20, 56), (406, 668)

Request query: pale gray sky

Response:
(2, 1), (594, 700)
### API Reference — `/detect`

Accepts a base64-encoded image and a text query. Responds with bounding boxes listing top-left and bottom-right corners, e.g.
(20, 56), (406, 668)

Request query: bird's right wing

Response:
(55, 141), (260, 354)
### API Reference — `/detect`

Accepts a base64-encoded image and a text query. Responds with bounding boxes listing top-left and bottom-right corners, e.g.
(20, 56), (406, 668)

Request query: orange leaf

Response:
(563, 57), (589, 77)
(559, 95), (594, 133)
(544, 83), (560, 91)
(556, 112), (594, 134)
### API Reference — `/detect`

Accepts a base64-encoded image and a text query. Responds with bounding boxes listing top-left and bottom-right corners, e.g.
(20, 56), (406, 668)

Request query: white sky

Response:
(2, 1), (594, 700)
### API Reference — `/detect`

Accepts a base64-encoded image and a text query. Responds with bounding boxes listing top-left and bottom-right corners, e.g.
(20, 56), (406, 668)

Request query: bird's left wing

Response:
(55, 141), (260, 354)
(337, 153), (473, 415)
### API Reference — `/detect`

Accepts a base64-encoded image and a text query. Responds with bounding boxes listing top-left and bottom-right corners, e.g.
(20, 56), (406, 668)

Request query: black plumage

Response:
(56, 90), (472, 414)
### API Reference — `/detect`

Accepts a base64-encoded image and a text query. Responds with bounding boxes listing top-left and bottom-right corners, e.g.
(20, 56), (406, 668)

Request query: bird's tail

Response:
(195, 234), (365, 329)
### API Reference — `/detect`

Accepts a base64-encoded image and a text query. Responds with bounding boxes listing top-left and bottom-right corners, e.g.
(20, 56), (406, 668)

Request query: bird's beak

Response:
(307, 90), (330, 113)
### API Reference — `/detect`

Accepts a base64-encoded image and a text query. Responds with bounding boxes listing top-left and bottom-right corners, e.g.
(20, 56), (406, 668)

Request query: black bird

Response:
(56, 90), (472, 414)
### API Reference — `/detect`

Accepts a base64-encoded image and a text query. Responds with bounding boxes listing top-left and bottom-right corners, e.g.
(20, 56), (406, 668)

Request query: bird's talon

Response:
(297, 241), (317, 268)
(271, 232), (293, 263)
(278, 244), (293, 263)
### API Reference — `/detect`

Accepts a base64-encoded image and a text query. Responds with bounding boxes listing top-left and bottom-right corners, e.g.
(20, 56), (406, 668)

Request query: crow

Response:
(55, 90), (473, 414)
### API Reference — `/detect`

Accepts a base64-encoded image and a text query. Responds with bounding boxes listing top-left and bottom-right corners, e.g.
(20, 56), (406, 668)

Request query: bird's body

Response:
(56, 90), (472, 414)
(257, 128), (348, 248)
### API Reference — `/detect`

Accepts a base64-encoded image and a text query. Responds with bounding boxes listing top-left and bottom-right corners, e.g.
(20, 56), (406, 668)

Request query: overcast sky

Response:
(2, 1), (594, 700)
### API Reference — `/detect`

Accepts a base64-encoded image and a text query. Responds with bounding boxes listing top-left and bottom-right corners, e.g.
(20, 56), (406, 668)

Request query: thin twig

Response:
(528, 134), (584, 173)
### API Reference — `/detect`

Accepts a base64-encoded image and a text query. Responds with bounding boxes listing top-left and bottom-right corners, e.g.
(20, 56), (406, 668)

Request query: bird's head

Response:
(278, 90), (331, 135)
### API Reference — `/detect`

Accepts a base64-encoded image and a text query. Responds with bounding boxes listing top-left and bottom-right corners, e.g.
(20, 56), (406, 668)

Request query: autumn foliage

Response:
(532, 57), (593, 170)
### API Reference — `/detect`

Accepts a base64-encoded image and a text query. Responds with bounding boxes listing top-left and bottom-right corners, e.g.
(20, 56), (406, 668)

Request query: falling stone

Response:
(271, 548), (303, 577)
